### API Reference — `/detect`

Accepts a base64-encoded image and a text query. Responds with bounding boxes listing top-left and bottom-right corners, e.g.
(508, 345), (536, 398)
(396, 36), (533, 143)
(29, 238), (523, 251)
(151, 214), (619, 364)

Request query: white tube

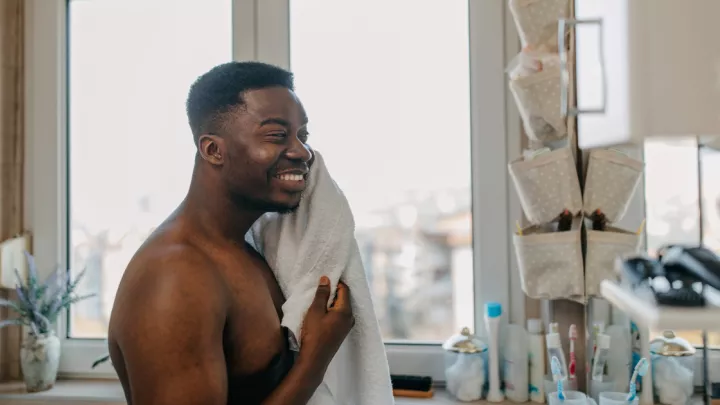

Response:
(485, 302), (504, 402)
(591, 333), (610, 381)
(528, 319), (546, 403)
(546, 329), (568, 381)
(504, 324), (529, 403)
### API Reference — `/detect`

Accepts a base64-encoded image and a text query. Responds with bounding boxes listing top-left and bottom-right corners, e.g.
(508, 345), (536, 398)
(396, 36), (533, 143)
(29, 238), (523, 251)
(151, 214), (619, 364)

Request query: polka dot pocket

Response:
(509, 0), (570, 50)
(585, 225), (640, 297)
(513, 217), (584, 302)
(509, 148), (583, 225)
(583, 149), (644, 223)
(510, 66), (567, 142)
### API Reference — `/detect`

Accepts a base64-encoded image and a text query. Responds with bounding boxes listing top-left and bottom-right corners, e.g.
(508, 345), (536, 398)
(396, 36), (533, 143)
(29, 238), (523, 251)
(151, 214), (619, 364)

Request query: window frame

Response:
(25, 0), (522, 379)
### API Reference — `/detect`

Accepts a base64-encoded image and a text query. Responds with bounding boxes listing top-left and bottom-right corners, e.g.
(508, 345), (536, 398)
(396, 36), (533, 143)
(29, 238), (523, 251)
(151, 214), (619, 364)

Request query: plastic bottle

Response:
(485, 302), (504, 402)
(545, 323), (568, 381)
(527, 319), (546, 403)
(591, 332), (610, 381)
(591, 322), (605, 368)
(605, 324), (631, 392)
(504, 324), (529, 403)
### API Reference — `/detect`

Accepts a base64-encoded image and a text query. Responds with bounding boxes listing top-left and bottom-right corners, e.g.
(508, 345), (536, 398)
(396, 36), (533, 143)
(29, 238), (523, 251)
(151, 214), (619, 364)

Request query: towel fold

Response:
(246, 150), (394, 405)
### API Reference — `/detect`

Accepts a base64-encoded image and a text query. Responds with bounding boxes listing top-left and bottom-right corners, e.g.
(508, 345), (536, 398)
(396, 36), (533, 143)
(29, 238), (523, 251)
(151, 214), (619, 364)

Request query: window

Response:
(289, 0), (472, 342)
(27, 0), (517, 377)
(67, 0), (232, 338)
(644, 136), (720, 347)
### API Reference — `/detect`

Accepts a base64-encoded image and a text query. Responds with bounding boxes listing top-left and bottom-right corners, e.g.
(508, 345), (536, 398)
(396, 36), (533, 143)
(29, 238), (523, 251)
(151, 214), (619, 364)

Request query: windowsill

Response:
(0, 379), (502, 404)
(0, 379), (124, 404)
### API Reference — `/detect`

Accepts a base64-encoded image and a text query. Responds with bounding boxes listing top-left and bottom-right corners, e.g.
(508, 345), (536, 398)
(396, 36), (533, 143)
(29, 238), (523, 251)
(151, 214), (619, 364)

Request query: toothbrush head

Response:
(551, 356), (562, 376)
(569, 324), (577, 341)
(550, 356), (565, 402)
(551, 356), (566, 401)
(636, 357), (649, 377)
(627, 357), (649, 402)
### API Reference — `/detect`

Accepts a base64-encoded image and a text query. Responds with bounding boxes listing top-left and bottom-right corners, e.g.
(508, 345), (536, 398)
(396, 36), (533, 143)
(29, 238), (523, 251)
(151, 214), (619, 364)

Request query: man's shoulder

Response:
(135, 241), (215, 272)
(109, 241), (228, 354)
(119, 241), (225, 305)
(111, 242), (227, 337)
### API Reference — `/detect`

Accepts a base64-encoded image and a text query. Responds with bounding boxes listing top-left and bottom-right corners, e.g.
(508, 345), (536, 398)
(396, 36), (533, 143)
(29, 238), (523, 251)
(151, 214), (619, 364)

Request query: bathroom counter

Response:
(3, 379), (709, 405)
(0, 379), (500, 405)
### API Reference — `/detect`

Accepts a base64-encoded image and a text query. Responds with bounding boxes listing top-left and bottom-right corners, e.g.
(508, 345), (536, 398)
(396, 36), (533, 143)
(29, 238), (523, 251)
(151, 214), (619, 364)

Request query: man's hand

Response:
(298, 277), (354, 377)
(261, 277), (354, 405)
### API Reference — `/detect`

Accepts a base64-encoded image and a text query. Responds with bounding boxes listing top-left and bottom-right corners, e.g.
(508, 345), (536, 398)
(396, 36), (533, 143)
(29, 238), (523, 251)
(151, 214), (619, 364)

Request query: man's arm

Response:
(111, 251), (229, 405)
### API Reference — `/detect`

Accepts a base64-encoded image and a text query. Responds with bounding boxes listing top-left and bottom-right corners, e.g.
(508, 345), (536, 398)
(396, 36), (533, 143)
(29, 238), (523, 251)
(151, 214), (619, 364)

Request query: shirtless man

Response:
(108, 61), (354, 405)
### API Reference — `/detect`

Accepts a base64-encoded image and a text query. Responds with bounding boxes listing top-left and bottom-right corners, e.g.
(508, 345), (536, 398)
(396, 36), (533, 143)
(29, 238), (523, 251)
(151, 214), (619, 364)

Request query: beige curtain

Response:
(0, 0), (25, 381)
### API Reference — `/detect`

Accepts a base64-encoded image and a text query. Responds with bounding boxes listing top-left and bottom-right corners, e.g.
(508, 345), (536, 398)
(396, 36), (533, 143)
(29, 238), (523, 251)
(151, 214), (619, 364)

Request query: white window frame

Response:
(25, 0), (523, 379)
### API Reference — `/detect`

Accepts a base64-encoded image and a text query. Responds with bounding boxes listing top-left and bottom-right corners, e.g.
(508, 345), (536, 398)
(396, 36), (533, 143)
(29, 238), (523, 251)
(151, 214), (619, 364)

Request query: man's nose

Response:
(285, 137), (312, 162)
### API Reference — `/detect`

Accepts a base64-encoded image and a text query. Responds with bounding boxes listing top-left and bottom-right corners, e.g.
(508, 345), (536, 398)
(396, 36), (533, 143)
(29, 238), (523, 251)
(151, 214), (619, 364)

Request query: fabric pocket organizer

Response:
(583, 149), (644, 223)
(584, 224), (640, 297)
(508, 0), (570, 50)
(509, 147), (583, 224)
(509, 66), (567, 142)
(513, 217), (584, 302)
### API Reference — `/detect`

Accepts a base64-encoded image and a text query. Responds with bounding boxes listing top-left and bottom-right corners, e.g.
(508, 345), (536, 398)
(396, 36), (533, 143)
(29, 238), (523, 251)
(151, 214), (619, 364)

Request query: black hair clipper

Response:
(619, 246), (720, 307)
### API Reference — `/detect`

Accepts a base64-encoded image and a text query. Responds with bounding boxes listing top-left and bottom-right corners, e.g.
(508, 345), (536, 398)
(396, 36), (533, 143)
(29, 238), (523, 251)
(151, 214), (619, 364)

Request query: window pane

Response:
(643, 137), (720, 347)
(644, 137), (701, 256)
(289, 0), (473, 341)
(68, 0), (231, 338)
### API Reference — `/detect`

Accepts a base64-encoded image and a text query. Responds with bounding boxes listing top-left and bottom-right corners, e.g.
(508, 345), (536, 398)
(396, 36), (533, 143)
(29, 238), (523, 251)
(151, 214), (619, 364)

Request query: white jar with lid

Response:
(649, 330), (695, 405)
(442, 327), (488, 402)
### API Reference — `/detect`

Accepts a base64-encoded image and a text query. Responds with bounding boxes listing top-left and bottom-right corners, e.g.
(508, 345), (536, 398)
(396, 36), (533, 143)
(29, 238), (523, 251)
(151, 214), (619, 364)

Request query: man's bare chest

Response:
(214, 245), (289, 376)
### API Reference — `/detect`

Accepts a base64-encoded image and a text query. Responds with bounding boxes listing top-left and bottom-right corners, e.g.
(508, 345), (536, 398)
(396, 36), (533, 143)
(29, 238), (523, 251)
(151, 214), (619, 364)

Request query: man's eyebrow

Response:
(258, 117), (310, 127)
(259, 117), (290, 127)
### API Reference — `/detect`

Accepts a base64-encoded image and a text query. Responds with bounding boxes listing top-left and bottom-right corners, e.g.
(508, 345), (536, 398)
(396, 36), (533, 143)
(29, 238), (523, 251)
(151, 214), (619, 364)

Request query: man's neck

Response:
(181, 172), (263, 245)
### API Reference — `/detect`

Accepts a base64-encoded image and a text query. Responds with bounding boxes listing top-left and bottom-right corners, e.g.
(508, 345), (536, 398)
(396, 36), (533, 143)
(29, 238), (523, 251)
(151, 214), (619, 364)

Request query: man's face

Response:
(213, 86), (312, 213)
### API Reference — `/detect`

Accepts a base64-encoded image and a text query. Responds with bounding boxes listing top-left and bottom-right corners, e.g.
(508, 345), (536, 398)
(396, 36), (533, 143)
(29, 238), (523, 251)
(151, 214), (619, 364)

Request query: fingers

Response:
(311, 276), (331, 312)
(330, 281), (352, 313)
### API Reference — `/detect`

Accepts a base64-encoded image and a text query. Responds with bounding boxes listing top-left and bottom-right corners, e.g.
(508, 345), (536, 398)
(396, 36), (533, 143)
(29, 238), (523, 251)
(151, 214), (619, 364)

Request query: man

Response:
(108, 61), (354, 405)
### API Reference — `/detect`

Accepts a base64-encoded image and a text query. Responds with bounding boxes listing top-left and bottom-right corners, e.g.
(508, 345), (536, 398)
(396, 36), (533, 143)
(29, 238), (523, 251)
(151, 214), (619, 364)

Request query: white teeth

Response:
(278, 174), (303, 181)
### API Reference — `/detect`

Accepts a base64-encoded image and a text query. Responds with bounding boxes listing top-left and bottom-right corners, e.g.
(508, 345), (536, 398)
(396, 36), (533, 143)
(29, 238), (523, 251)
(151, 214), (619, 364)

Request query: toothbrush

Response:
(627, 357), (649, 402)
(551, 356), (565, 401)
(568, 324), (577, 381)
(591, 323), (600, 360)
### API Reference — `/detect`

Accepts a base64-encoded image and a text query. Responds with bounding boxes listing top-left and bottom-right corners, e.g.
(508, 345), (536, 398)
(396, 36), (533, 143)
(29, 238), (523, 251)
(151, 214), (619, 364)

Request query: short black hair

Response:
(186, 61), (295, 144)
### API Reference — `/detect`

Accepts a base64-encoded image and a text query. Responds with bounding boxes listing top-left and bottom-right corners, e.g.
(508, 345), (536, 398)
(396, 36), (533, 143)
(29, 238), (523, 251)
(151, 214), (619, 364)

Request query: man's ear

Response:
(198, 134), (225, 166)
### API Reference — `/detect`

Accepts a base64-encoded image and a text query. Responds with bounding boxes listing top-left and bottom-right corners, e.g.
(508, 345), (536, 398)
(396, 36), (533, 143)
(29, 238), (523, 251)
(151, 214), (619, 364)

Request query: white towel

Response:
(245, 151), (395, 405)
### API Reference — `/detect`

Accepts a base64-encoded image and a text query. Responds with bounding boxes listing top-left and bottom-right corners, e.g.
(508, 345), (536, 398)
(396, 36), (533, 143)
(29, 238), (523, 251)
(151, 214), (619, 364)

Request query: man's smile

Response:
(273, 170), (308, 192)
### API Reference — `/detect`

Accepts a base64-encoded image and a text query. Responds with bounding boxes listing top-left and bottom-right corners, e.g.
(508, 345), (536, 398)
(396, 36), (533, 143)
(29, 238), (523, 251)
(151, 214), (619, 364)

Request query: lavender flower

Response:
(0, 251), (95, 336)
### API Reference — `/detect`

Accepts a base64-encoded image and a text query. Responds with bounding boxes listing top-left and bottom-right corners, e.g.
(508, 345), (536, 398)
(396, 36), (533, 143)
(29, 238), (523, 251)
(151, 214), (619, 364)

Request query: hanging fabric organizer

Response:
(506, 0), (645, 303)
